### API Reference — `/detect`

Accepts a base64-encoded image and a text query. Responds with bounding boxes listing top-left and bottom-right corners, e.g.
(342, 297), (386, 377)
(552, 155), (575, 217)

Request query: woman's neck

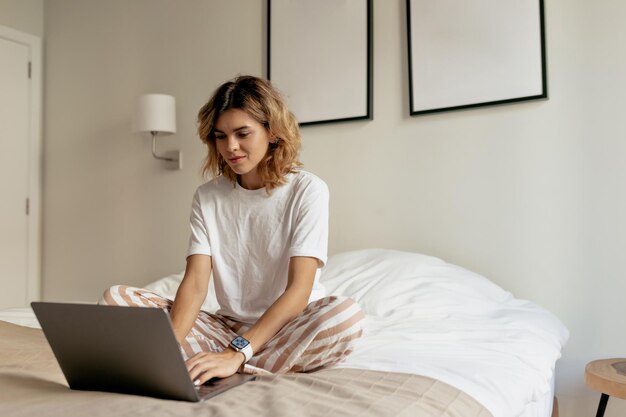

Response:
(238, 172), (263, 190)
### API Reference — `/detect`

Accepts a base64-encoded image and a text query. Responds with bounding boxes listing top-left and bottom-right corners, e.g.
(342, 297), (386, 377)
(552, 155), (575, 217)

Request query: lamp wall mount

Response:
(150, 131), (182, 170)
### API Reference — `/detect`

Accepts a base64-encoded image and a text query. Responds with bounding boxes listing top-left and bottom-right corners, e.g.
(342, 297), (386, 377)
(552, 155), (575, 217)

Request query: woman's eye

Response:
(215, 135), (225, 140)
(238, 132), (249, 138)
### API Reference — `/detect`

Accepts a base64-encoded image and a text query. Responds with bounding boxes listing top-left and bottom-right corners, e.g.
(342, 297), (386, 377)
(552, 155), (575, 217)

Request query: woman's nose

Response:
(227, 137), (239, 152)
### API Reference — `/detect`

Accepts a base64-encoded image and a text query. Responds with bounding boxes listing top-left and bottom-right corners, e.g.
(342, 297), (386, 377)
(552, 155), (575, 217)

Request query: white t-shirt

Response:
(187, 170), (329, 324)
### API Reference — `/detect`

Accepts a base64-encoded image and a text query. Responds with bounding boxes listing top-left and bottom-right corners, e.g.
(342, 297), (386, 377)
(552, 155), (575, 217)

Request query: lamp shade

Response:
(132, 94), (177, 134)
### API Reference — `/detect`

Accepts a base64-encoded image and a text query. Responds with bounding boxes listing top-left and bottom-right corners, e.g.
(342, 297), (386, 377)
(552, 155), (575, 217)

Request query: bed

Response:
(0, 249), (568, 417)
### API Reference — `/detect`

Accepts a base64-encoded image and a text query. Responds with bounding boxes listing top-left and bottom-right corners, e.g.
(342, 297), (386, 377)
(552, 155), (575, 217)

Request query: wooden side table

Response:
(585, 358), (626, 417)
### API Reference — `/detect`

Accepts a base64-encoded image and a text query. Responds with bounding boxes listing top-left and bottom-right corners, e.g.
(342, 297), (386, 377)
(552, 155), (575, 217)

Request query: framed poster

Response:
(407, 0), (547, 116)
(268, 0), (373, 126)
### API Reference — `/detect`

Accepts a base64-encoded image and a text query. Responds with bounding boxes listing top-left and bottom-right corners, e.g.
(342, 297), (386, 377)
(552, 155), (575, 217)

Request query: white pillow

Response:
(320, 248), (512, 317)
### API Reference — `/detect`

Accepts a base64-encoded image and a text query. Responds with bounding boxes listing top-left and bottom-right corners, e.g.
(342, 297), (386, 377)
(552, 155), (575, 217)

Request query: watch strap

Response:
(238, 343), (253, 363)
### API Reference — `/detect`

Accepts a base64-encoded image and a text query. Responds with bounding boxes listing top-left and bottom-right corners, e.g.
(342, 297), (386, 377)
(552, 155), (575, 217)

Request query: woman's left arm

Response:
(186, 256), (318, 384)
(241, 256), (318, 350)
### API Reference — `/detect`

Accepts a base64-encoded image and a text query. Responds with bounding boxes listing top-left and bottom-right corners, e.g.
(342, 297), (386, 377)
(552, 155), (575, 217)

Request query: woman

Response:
(101, 75), (364, 385)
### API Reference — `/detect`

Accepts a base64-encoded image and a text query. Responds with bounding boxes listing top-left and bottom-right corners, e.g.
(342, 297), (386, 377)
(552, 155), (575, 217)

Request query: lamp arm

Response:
(151, 131), (177, 162)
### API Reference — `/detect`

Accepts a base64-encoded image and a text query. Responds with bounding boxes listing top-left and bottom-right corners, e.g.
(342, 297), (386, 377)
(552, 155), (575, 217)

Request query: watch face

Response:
(231, 336), (249, 349)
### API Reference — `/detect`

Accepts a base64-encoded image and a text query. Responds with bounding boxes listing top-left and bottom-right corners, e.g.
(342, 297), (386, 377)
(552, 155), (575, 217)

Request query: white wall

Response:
(42, 0), (266, 300)
(37, 0), (626, 416)
(0, 0), (43, 37)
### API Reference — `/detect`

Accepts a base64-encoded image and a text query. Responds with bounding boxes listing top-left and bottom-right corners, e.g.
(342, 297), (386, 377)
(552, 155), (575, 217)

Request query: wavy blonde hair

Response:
(197, 75), (302, 191)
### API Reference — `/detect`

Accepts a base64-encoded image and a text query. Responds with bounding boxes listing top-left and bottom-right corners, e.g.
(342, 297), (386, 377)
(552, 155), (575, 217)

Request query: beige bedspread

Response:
(0, 320), (492, 417)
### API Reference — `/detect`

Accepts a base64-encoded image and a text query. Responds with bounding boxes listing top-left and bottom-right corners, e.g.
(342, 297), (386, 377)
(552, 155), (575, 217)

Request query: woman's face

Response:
(213, 108), (273, 190)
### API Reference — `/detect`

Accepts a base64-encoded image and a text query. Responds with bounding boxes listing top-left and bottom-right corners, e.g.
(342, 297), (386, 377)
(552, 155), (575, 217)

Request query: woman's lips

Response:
(229, 156), (245, 163)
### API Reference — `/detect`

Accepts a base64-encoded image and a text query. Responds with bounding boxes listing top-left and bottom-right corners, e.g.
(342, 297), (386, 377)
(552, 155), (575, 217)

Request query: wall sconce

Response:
(132, 94), (182, 170)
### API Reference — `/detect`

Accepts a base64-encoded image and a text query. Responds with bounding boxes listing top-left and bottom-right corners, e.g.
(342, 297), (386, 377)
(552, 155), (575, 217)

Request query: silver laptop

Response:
(31, 302), (255, 402)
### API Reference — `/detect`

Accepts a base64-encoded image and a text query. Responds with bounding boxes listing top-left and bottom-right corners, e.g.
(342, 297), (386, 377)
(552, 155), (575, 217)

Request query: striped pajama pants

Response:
(99, 285), (365, 374)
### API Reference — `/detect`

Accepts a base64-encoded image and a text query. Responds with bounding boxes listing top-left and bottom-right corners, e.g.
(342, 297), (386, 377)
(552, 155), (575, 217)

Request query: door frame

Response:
(0, 24), (42, 304)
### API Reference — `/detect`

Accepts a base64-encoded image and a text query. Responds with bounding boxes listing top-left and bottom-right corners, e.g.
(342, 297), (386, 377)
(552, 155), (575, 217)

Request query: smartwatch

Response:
(230, 336), (253, 363)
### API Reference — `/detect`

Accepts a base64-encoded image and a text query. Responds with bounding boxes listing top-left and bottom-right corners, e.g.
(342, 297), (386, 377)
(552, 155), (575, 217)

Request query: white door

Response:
(0, 36), (30, 308)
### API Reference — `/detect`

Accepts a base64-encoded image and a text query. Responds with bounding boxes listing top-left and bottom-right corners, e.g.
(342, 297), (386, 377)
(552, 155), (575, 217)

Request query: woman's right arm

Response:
(169, 254), (212, 344)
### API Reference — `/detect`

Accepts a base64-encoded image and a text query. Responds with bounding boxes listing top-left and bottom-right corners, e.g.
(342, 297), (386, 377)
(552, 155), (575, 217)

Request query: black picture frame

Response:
(407, 0), (547, 116)
(268, 0), (373, 126)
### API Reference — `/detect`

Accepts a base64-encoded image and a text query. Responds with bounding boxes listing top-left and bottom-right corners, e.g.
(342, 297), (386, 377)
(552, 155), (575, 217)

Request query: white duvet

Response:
(320, 249), (568, 417)
(0, 249), (568, 417)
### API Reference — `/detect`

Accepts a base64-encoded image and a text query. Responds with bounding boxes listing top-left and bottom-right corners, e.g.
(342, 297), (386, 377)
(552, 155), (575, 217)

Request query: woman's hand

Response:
(186, 348), (245, 385)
